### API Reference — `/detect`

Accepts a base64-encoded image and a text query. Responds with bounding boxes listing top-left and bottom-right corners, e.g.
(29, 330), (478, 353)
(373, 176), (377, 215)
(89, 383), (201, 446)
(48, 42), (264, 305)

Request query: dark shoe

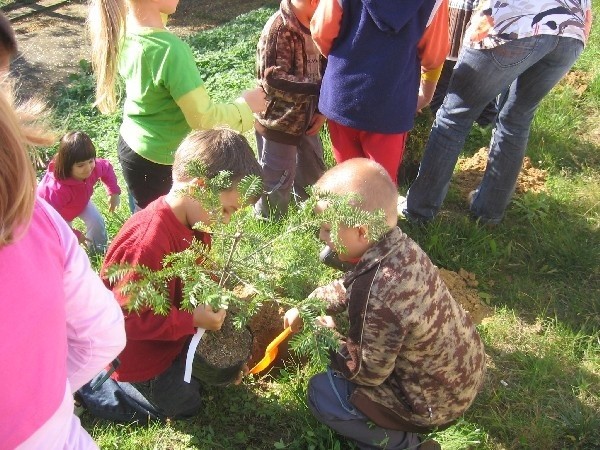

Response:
(468, 190), (500, 227)
(397, 196), (433, 227)
(397, 195), (407, 218)
(399, 209), (432, 227)
(319, 246), (355, 272)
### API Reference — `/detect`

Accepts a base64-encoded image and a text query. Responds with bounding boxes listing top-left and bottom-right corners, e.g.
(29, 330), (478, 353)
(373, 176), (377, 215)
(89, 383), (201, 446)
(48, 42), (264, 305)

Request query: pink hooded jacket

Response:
(0, 199), (125, 448)
(37, 158), (121, 222)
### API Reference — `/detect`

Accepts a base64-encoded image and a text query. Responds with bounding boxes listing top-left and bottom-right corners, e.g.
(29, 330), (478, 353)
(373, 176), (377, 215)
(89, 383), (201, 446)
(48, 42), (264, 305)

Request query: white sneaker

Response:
(468, 190), (477, 207)
(397, 195), (407, 218)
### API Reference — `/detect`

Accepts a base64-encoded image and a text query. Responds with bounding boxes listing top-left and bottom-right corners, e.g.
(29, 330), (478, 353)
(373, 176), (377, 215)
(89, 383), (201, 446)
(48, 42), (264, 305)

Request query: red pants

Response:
(327, 120), (407, 185)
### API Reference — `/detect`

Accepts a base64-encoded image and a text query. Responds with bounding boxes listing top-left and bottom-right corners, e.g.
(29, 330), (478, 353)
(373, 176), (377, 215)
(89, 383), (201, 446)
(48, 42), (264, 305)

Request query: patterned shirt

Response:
(255, 0), (325, 144)
(465, 0), (592, 49)
(316, 227), (486, 430)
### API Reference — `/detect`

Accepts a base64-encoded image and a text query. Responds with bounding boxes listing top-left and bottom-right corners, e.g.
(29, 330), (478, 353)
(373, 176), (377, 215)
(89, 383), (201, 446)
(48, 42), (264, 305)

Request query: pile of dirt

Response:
(228, 284), (291, 370)
(438, 268), (492, 325)
(452, 147), (548, 202)
(559, 69), (591, 97)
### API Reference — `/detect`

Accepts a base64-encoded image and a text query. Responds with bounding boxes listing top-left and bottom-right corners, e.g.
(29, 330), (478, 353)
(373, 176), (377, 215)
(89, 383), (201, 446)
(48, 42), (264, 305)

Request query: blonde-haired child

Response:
(37, 131), (121, 254)
(0, 79), (125, 448)
(88, 0), (266, 210)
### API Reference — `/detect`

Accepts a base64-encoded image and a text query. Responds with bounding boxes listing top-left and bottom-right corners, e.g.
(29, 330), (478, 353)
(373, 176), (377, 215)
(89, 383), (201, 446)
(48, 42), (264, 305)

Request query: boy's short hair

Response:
(315, 158), (398, 223)
(54, 131), (97, 179)
(173, 128), (262, 188)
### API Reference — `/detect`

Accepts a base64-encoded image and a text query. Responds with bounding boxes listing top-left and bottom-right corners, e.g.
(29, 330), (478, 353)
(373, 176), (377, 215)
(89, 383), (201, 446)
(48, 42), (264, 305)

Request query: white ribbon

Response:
(184, 327), (206, 383)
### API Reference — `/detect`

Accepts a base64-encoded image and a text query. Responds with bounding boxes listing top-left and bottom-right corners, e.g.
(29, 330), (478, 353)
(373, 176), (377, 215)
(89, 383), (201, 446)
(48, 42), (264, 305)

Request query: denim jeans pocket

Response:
(490, 36), (540, 68)
(327, 369), (363, 417)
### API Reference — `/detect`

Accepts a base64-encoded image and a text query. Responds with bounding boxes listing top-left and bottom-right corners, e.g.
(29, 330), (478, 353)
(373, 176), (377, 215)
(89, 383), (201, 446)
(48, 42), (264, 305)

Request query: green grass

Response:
(43, 5), (600, 450)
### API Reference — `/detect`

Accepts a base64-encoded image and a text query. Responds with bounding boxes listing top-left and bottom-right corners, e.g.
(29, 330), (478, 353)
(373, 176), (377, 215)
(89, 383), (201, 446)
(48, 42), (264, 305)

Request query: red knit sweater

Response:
(101, 196), (211, 382)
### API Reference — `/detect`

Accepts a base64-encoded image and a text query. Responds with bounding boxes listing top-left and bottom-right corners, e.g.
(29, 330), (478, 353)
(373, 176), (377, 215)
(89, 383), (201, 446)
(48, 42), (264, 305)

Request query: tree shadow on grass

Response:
(82, 372), (356, 450)
(469, 343), (600, 449)
(403, 185), (599, 335)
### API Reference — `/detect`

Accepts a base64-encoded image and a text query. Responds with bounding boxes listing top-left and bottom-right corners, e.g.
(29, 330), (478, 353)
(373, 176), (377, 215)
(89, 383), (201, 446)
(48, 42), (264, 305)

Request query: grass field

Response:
(42, 5), (600, 449)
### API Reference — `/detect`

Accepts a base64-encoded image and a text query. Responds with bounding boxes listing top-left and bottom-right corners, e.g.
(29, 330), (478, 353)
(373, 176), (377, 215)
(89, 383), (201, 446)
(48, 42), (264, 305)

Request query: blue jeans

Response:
(308, 368), (420, 449)
(74, 201), (107, 254)
(77, 347), (202, 423)
(405, 36), (584, 224)
(430, 59), (498, 127)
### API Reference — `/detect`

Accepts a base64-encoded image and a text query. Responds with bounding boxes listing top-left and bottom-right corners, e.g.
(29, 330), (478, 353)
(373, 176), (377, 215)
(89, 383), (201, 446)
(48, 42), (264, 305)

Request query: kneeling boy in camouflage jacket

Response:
(284, 158), (486, 449)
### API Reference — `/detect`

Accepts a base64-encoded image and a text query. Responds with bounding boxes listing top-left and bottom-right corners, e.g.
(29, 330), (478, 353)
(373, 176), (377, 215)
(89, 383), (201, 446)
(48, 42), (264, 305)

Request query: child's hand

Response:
(316, 315), (336, 329)
(109, 194), (120, 212)
(283, 307), (303, 333)
(241, 87), (267, 114)
(193, 305), (226, 330)
(306, 113), (326, 136)
(416, 79), (436, 114)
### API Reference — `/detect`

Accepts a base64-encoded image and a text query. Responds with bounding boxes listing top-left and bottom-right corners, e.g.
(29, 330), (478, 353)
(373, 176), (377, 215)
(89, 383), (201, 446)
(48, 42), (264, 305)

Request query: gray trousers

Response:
(255, 132), (326, 219)
(308, 368), (421, 450)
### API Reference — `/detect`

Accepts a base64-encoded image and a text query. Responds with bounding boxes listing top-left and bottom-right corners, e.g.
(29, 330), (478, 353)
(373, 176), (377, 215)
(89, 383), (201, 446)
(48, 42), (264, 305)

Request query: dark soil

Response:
(247, 301), (292, 368)
(197, 313), (253, 367)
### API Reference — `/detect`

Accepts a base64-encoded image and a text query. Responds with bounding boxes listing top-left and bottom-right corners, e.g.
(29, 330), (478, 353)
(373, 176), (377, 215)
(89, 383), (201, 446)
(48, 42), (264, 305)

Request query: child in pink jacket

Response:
(0, 80), (125, 449)
(37, 131), (121, 254)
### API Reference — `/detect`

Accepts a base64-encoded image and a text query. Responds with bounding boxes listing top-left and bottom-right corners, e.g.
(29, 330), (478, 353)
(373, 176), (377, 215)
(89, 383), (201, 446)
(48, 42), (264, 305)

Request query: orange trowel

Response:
(249, 327), (293, 375)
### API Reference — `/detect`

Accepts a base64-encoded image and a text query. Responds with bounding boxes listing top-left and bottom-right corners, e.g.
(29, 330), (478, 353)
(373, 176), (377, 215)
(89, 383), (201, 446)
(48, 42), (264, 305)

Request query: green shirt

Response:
(119, 28), (201, 164)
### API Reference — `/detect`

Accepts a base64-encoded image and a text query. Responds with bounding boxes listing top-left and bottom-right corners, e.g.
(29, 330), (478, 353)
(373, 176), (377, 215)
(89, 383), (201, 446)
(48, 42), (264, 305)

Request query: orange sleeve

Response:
(310, 0), (343, 57)
(417, 0), (450, 71)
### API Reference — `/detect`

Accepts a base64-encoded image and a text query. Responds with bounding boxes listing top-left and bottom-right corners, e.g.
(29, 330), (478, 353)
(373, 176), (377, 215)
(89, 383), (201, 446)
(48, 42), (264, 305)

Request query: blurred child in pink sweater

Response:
(37, 131), (121, 254)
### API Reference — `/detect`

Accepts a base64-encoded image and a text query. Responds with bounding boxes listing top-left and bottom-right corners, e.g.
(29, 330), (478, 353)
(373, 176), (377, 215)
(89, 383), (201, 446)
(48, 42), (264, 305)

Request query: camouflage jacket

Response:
(255, 0), (325, 144)
(316, 227), (486, 432)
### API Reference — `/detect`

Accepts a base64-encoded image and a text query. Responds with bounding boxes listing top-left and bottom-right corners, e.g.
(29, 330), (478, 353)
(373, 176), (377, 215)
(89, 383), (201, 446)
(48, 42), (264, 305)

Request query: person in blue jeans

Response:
(404, 1), (592, 225)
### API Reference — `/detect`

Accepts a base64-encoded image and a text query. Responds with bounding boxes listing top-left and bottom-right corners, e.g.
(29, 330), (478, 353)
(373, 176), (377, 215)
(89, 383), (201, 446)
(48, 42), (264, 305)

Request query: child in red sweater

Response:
(77, 128), (262, 423)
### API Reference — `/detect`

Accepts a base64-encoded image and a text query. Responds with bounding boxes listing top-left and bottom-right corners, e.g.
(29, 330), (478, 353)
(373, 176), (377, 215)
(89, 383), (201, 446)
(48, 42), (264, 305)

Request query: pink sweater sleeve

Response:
(7, 200), (125, 449)
(41, 199), (126, 391)
(310, 0), (343, 57)
(94, 158), (121, 197)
